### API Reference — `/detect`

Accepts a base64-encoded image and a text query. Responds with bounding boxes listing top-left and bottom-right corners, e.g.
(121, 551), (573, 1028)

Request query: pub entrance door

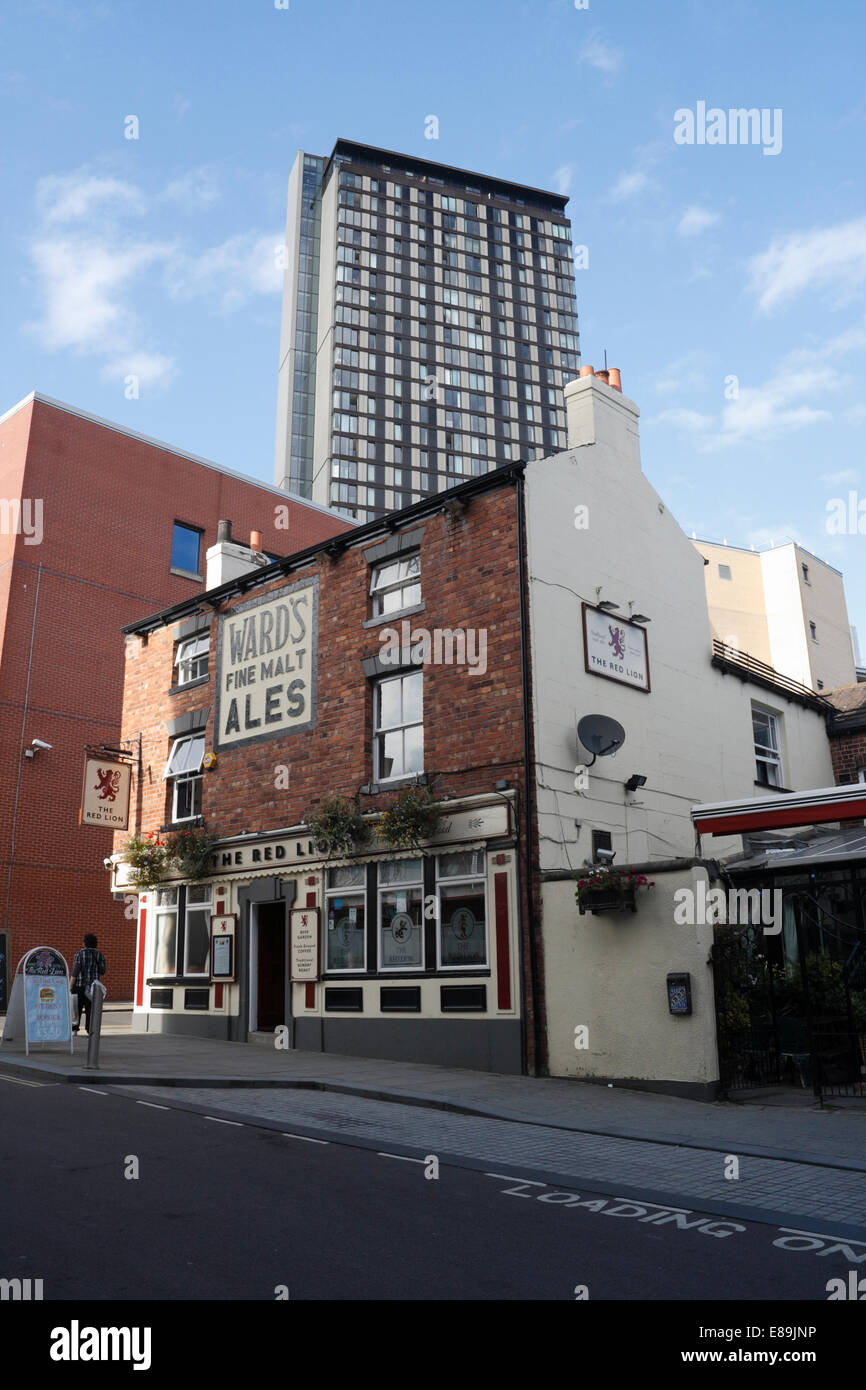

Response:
(254, 902), (287, 1033)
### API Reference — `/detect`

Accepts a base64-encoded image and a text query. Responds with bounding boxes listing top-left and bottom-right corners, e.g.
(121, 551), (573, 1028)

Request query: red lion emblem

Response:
(94, 767), (121, 802)
(608, 626), (626, 660)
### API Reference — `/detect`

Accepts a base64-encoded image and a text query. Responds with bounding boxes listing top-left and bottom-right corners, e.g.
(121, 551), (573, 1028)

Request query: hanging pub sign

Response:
(80, 754), (132, 829)
(290, 908), (320, 982)
(582, 604), (650, 692)
(214, 577), (319, 752)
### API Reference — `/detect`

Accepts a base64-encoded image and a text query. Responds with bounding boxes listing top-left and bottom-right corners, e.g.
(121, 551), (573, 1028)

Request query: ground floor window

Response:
(326, 864), (367, 971)
(436, 851), (488, 968)
(152, 887), (178, 975)
(378, 858), (424, 970)
(184, 884), (212, 975)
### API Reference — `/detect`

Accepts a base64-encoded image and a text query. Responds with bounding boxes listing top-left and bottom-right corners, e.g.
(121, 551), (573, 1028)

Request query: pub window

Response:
(325, 865), (367, 972)
(378, 859), (424, 971)
(436, 852), (488, 970)
(752, 705), (783, 787)
(184, 884), (213, 975)
(175, 635), (209, 686)
(152, 888), (179, 975)
(374, 671), (423, 782)
(171, 522), (203, 577)
(164, 733), (205, 822)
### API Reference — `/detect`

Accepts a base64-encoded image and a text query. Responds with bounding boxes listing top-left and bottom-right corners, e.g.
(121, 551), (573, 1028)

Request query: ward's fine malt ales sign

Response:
(214, 577), (318, 750)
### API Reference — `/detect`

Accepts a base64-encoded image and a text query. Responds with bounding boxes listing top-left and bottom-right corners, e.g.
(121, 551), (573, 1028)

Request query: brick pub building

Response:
(0, 392), (348, 1009)
(112, 465), (539, 1073)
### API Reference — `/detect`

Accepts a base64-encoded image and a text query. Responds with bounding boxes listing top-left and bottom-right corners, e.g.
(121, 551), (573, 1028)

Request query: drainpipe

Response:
(516, 474), (543, 1075)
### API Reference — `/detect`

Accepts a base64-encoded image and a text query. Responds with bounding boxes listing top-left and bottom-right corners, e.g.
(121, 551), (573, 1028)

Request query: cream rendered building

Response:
(523, 372), (836, 1096)
(694, 537), (856, 694)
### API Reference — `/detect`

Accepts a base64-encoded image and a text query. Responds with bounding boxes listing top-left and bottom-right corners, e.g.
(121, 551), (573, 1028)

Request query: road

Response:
(0, 1072), (860, 1302)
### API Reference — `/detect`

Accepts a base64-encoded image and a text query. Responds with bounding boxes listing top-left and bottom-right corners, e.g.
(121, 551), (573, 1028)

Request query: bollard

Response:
(85, 981), (106, 1070)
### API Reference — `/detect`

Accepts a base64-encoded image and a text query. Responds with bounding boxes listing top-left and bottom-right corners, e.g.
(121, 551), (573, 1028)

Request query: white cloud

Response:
(706, 363), (839, 448)
(28, 237), (174, 351)
(647, 408), (713, 431)
(36, 172), (144, 224)
(579, 34), (623, 75)
(165, 232), (283, 310)
(677, 205), (719, 237)
(101, 352), (176, 388)
(609, 170), (649, 201)
(653, 353), (708, 395)
(554, 163), (575, 197)
(749, 217), (866, 313)
(161, 167), (221, 209)
(820, 468), (859, 485)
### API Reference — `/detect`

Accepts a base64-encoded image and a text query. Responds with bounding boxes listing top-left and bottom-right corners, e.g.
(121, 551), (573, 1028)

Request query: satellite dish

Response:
(577, 714), (626, 766)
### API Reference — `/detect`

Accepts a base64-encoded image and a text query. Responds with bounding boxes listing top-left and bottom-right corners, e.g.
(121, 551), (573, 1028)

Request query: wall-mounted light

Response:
(624, 774), (647, 792)
(595, 587), (620, 612)
(630, 614), (651, 625)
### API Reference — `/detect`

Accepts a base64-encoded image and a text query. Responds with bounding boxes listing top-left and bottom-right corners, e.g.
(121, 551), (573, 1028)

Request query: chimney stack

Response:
(563, 366), (640, 467)
(206, 521), (270, 590)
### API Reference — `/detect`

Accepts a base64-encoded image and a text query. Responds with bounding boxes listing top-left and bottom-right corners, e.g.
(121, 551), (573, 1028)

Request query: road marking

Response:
(378, 1152), (425, 1164)
(485, 1172), (546, 1186)
(281, 1132), (329, 1145)
(204, 1116), (243, 1126)
(78, 1087), (108, 1096)
(0, 1073), (44, 1088)
(136, 1101), (170, 1111)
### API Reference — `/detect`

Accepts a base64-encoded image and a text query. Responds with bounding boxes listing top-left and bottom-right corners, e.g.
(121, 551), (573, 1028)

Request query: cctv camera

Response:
(595, 847), (617, 863)
(31, 739), (52, 751)
(103, 858), (113, 871)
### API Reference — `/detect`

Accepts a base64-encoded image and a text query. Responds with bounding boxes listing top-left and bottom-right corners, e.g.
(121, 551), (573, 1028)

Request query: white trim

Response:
(0, 391), (355, 524)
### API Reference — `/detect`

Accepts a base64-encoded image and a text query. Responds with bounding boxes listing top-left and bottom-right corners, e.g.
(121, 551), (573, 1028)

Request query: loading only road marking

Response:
(485, 1173), (866, 1263)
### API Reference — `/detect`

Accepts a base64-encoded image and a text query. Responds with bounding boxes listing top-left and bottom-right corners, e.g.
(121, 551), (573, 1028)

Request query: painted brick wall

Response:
(0, 397), (350, 1000)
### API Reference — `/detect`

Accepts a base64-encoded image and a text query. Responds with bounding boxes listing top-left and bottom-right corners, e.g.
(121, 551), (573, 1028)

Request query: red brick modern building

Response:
(0, 392), (349, 1010)
(111, 464), (539, 1074)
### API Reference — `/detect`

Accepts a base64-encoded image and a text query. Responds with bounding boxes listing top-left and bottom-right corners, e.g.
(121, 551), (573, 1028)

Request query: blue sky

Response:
(2, 0), (865, 646)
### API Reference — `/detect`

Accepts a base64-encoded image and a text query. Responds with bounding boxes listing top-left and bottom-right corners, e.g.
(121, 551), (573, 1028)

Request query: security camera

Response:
(595, 847), (617, 864)
(103, 858), (113, 871)
(31, 739), (52, 751)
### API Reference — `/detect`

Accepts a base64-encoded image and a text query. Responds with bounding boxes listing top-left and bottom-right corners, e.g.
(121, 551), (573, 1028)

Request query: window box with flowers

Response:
(165, 826), (218, 882)
(575, 868), (655, 916)
(122, 832), (169, 891)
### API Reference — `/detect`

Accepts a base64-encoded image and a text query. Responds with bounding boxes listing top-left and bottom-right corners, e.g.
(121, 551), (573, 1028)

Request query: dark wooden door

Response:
(257, 904), (286, 1031)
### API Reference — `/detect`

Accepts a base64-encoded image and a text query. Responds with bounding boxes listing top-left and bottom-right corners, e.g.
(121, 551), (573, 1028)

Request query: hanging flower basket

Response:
(122, 831), (168, 890)
(376, 787), (443, 850)
(575, 868), (655, 916)
(304, 796), (371, 858)
(165, 826), (218, 881)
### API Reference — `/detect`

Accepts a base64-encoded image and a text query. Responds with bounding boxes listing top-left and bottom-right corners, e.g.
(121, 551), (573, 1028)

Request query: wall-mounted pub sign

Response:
(214, 577), (318, 751)
(582, 604), (650, 692)
(80, 754), (132, 829)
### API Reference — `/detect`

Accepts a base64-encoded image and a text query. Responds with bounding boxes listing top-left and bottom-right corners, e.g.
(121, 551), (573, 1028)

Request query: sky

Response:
(2, 0), (865, 646)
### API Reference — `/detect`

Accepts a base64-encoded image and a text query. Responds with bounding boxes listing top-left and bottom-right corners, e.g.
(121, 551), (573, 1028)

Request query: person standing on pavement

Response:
(71, 933), (106, 1035)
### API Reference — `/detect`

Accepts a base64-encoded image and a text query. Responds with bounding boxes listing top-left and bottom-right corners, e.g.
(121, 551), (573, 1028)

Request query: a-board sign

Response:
(290, 908), (320, 982)
(2, 947), (73, 1055)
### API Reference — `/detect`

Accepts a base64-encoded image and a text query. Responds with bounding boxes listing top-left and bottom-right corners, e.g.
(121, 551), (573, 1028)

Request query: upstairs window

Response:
(374, 671), (423, 782)
(164, 734), (205, 822)
(370, 552), (421, 616)
(171, 522), (202, 577)
(175, 635), (209, 687)
(752, 707), (782, 787)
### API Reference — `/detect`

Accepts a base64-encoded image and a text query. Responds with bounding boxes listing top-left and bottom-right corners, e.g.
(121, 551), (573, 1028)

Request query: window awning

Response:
(692, 783), (866, 836)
